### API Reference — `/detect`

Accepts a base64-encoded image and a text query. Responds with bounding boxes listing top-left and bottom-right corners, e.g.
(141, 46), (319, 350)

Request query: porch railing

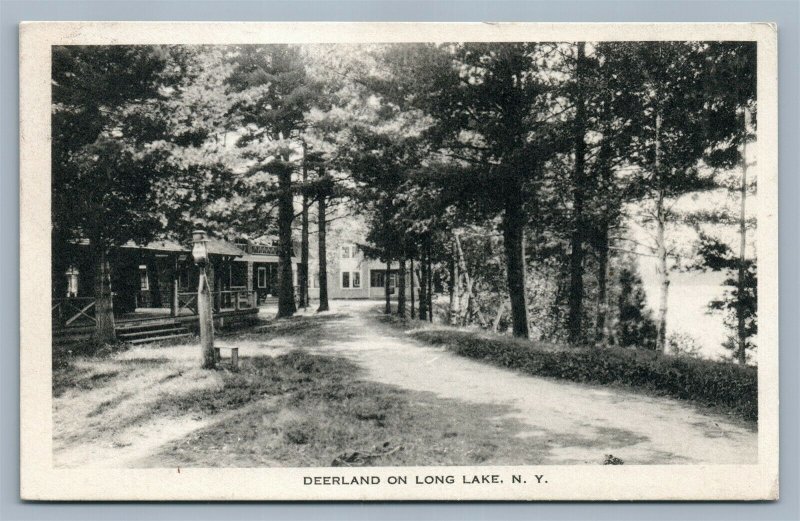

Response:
(245, 244), (279, 256)
(52, 297), (97, 326)
(176, 289), (257, 315)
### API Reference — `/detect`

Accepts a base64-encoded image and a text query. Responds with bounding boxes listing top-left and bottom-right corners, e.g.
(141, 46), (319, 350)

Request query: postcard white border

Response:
(19, 21), (779, 501)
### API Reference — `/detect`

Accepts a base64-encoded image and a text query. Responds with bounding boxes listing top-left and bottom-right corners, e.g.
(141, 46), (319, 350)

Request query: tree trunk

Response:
(454, 234), (470, 325)
(410, 258), (415, 319)
(93, 249), (116, 343)
(595, 220), (610, 346)
(277, 164), (297, 318)
(299, 142), (309, 308)
(449, 240), (458, 325)
(426, 239), (433, 322)
(594, 134), (615, 347)
(317, 194), (329, 312)
(653, 112), (670, 354)
(502, 185), (530, 338)
(736, 108), (750, 365)
(418, 258), (428, 321)
(492, 301), (507, 333)
(655, 198), (670, 353)
(398, 257), (406, 318)
(567, 41), (587, 346)
(384, 260), (391, 315)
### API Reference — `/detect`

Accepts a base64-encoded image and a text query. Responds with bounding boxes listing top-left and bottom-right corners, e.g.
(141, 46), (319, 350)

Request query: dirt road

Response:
(54, 301), (757, 467)
(304, 301), (757, 465)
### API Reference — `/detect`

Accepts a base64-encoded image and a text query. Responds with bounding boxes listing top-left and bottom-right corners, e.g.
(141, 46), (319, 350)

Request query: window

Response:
(341, 271), (360, 289)
(257, 267), (267, 288)
(370, 270), (385, 288)
(371, 270), (400, 288)
(65, 266), (79, 297)
(340, 244), (358, 259)
(310, 272), (318, 288)
(139, 265), (149, 291)
(179, 267), (190, 289)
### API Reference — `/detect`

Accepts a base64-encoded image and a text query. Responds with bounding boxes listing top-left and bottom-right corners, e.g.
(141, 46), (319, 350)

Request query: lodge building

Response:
(308, 242), (418, 301)
(52, 236), (300, 333)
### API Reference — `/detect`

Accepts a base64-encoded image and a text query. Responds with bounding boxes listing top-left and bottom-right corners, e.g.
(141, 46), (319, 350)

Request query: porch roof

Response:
(121, 239), (186, 253)
(234, 254), (299, 264)
(120, 238), (246, 258)
(206, 238), (246, 257)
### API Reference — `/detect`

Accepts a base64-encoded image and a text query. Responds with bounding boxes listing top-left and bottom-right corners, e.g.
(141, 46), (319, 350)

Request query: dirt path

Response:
(304, 301), (757, 465)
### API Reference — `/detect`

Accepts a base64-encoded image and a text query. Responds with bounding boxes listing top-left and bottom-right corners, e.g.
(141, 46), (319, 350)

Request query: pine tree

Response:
(52, 45), (185, 342)
(615, 259), (658, 350)
(227, 45), (319, 318)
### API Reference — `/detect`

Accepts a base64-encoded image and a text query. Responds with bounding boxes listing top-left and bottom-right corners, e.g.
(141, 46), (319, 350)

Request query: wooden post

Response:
(384, 259), (391, 315)
(410, 258), (415, 319)
(193, 230), (215, 370)
(231, 348), (239, 371)
(198, 267), (216, 369)
(171, 258), (179, 318)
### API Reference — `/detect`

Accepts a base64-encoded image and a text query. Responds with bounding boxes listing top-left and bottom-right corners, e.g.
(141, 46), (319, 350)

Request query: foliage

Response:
(693, 233), (758, 361)
(615, 259), (658, 350)
(52, 45), (186, 251)
(667, 332), (704, 359)
(51, 41), (759, 361)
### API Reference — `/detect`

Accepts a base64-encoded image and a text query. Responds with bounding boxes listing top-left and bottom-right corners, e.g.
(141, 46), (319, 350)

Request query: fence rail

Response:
(52, 297), (97, 326)
(176, 289), (257, 315)
(245, 244), (279, 256)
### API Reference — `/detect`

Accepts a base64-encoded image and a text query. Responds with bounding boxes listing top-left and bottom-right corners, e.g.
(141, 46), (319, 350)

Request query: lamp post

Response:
(192, 230), (215, 369)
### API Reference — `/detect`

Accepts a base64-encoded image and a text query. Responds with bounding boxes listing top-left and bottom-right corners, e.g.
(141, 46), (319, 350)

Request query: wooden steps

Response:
(116, 319), (191, 345)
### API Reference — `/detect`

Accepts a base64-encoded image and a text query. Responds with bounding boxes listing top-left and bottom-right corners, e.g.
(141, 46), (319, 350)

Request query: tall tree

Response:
(694, 42), (758, 363)
(623, 42), (722, 353)
(52, 45), (183, 342)
(227, 45), (318, 318)
(375, 43), (571, 337)
(567, 41), (589, 345)
(298, 141), (310, 308)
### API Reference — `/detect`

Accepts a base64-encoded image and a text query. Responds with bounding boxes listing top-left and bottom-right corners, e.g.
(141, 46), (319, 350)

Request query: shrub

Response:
(411, 329), (757, 423)
(667, 332), (703, 359)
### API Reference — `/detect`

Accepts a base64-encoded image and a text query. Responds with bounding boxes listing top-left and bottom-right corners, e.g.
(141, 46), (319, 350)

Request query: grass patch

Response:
(146, 349), (559, 468)
(409, 329), (757, 424)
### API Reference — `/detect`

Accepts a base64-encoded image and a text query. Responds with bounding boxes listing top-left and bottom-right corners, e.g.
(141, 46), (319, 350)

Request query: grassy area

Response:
(145, 349), (558, 467)
(402, 326), (757, 424)
(53, 313), (575, 467)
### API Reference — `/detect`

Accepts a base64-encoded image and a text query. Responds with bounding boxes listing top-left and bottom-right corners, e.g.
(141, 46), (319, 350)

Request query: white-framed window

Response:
(66, 265), (79, 297)
(341, 270), (361, 289)
(340, 244), (357, 259)
(257, 267), (267, 288)
(139, 265), (149, 291)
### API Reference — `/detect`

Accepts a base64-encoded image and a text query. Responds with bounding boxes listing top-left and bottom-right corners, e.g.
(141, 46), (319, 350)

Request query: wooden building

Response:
(52, 235), (299, 332)
(307, 242), (417, 301)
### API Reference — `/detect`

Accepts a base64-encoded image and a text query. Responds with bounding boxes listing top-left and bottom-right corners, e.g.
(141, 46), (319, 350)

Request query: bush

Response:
(667, 332), (703, 359)
(411, 329), (757, 423)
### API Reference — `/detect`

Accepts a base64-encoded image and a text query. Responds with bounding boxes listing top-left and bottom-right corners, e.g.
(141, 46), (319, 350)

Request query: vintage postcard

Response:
(20, 22), (778, 501)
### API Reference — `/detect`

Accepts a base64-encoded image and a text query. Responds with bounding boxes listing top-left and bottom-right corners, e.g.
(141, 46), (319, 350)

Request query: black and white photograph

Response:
(19, 22), (778, 501)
